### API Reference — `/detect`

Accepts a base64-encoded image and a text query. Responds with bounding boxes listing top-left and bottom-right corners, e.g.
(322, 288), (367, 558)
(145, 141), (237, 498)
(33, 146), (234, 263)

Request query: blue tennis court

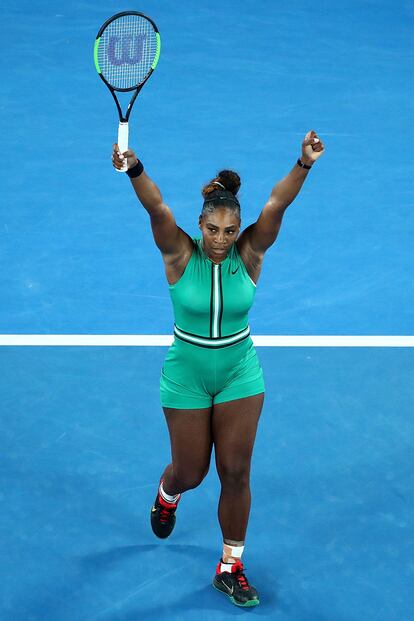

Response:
(1, 1), (413, 619)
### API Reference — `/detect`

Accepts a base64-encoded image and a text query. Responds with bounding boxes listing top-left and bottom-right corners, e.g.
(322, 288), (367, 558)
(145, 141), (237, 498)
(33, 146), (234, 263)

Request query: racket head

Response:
(94, 11), (161, 92)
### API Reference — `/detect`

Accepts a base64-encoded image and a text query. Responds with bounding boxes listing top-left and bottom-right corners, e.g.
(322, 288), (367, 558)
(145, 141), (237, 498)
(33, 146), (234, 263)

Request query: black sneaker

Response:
(150, 485), (180, 539)
(212, 559), (260, 607)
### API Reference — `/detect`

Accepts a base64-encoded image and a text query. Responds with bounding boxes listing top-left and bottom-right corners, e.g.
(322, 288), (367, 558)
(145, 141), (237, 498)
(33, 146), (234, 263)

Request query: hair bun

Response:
(201, 169), (241, 198)
(217, 170), (241, 195)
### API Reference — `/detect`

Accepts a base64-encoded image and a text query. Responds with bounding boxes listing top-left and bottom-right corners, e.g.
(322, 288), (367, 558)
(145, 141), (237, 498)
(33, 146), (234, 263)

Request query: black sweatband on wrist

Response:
(297, 158), (312, 170)
(126, 160), (144, 178)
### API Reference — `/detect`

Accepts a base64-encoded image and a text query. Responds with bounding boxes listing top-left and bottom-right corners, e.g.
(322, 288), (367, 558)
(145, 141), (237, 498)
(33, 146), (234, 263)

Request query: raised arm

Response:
(239, 130), (325, 257)
(112, 145), (193, 267)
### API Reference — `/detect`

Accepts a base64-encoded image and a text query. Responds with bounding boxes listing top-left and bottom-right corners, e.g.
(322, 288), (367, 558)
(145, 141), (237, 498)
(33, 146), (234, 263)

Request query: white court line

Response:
(0, 335), (413, 347)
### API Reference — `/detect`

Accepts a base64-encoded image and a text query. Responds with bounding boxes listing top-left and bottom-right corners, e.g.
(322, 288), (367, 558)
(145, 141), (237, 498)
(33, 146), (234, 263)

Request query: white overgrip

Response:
(116, 121), (129, 172)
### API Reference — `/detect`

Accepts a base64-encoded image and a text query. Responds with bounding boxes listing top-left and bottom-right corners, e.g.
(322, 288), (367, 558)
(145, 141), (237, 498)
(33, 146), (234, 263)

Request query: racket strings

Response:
(98, 14), (158, 89)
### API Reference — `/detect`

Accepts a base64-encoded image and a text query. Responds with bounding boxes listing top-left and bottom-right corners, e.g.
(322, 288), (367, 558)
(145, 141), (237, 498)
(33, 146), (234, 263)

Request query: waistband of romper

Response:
(173, 324), (250, 349)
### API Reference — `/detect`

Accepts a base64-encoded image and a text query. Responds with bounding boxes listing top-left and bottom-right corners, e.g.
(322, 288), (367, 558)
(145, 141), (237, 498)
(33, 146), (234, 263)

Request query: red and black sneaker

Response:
(213, 559), (260, 607)
(150, 485), (180, 539)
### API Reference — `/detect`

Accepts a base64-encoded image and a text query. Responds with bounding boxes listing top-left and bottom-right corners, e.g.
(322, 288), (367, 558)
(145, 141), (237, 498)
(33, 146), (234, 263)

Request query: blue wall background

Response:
(1, 0), (413, 334)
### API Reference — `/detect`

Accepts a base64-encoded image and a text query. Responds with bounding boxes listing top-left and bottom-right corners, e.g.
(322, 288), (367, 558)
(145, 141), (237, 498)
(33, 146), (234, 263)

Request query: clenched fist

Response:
(301, 130), (325, 167)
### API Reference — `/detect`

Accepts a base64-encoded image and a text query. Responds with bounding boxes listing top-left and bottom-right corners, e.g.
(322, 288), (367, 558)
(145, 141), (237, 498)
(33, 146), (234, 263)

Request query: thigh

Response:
(160, 342), (213, 410)
(214, 339), (265, 406)
(212, 393), (264, 469)
(163, 406), (213, 474)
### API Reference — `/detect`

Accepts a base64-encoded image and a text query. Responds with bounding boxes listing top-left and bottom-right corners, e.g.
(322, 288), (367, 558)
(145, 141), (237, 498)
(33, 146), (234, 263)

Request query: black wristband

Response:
(297, 158), (312, 170)
(126, 160), (144, 178)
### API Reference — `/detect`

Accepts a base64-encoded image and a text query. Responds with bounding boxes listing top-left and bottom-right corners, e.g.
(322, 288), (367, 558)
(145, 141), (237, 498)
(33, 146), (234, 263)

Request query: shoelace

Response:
(232, 561), (250, 591)
(158, 498), (177, 523)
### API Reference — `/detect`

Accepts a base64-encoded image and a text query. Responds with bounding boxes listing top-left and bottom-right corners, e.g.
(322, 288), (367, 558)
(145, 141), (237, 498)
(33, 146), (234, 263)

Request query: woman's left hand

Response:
(301, 130), (325, 166)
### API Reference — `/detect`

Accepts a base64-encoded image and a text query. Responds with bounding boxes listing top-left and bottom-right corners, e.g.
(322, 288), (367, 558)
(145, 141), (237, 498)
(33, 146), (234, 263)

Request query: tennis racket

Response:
(94, 11), (161, 172)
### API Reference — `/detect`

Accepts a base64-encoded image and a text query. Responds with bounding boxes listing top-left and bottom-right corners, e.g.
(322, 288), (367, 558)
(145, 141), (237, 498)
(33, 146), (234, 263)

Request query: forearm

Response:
(240, 131), (324, 254)
(129, 171), (164, 215)
(269, 161), (310, 211)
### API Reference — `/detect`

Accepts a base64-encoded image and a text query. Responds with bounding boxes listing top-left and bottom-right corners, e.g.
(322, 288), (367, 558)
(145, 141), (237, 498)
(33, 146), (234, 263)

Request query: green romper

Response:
(160, 238), (265, 409)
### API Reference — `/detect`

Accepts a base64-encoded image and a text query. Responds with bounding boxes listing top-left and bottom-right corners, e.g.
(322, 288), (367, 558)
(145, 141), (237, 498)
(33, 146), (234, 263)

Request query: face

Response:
(199, 207), (241, 262)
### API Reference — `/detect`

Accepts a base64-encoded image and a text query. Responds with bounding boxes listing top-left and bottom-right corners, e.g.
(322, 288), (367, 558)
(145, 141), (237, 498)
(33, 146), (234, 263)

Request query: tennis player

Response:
(112, 130), (324, 607)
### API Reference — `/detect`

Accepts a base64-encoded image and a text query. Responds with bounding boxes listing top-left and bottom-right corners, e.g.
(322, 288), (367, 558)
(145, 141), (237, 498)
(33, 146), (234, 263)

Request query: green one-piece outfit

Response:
(160, 238), (265, 409)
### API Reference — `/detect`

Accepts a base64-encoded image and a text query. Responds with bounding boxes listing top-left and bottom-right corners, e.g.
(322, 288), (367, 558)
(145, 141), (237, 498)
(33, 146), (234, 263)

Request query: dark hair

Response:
(201, 169), (241, 219)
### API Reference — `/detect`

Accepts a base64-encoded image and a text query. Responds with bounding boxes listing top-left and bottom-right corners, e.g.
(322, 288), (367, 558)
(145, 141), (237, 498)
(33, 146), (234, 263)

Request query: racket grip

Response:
(116, 121), (129, 173)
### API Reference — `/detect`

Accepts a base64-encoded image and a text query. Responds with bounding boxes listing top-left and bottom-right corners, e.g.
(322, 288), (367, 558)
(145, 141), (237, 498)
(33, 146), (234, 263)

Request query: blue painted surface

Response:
(1, 0), (413, 334)
(1, 346), (413, 620)
(1, 1), (413, 619)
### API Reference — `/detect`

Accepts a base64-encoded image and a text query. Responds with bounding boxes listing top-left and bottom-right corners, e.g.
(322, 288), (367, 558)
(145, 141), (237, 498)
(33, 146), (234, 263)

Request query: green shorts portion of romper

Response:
(160, 336), (265, 410)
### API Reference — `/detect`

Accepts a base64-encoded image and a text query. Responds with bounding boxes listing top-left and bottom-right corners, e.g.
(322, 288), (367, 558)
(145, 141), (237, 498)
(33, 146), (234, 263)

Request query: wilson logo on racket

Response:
(107, 35), (148, 66)
(94, 11), (161, 172)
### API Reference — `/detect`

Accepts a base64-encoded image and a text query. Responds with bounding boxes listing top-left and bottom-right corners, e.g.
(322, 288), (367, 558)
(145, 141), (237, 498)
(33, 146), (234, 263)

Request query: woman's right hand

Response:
(112, 144), (138, 171)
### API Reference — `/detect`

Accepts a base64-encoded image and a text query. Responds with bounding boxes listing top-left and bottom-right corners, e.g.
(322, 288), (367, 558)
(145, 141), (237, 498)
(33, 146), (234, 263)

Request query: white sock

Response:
(159, 481), (180, 504)
(220, 542), (244, 572)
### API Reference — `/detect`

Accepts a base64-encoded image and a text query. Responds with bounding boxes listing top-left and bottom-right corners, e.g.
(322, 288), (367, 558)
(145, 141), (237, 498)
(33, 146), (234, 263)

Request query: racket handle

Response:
(116, 121), (129, 173)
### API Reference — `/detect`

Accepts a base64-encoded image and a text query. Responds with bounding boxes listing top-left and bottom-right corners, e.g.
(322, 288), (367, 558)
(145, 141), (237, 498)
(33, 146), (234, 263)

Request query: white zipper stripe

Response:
(212, 264), (220, 338)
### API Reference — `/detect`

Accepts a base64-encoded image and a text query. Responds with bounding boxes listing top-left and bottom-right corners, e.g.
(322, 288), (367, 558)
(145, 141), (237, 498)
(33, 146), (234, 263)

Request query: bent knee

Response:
(174, 466), (209, 491)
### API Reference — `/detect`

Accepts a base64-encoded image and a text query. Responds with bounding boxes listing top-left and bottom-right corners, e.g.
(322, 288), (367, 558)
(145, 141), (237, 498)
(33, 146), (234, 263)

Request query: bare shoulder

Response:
(162, 229), (195, 285)
(237, 225), (265, 284)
